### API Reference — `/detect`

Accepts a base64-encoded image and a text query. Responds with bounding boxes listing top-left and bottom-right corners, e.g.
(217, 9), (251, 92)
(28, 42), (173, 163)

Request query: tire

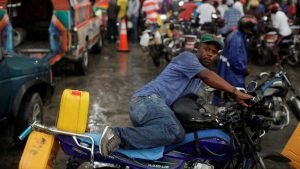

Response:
(14, 92), (43, 146)
(76, 48), (89, 75)
(286, 49), (299, 66)
(92, 36), (103, 54)
(149, 45), (160, 67)
(272, 104), (290, 128)
(257, 49), (272, 65)
(165, 52), (172, 63)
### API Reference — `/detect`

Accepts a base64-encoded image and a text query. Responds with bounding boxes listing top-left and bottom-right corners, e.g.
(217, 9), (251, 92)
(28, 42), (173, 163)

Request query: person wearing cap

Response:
(213, 15), (257, 106)
(98, 33), (253, 157)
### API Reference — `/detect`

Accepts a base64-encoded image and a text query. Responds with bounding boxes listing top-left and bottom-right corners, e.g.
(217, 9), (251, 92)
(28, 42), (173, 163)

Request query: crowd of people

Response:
(104, 0), (299, 43)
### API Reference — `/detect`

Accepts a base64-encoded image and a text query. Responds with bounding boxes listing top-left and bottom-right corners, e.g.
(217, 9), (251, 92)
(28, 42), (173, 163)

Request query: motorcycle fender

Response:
(282, 123), (300, 169)
(140, 33), (150, 47)
(19, 131), (59, 169)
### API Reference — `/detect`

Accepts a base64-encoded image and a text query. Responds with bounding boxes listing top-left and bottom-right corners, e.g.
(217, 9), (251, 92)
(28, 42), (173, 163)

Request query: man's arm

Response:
(197, 69), (253, 105)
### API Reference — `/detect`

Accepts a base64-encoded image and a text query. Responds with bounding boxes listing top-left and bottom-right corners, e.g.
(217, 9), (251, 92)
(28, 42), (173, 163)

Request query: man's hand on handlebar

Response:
(233, 88), (254, 107)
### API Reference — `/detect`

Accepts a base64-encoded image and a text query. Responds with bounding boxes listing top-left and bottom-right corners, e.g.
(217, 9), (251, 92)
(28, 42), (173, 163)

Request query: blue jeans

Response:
(129, 16), (138, 43)
(114, 94), (185, 149)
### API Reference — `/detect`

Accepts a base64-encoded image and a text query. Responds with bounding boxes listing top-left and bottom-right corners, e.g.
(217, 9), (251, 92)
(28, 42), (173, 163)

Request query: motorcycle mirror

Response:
(246, 81), (258, 93)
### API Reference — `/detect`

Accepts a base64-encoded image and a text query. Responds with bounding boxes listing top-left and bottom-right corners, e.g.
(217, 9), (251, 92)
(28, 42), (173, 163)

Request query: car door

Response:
(0, 56), (12, 120)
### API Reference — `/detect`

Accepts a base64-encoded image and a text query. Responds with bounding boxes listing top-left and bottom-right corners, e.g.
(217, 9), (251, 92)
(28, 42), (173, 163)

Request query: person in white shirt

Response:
(233, 0), (244, 16)
(268, 2), (292, 62)
(197, 0), (216, 25)
(269, 4), (292, 37)
(217, 0), (229, 18)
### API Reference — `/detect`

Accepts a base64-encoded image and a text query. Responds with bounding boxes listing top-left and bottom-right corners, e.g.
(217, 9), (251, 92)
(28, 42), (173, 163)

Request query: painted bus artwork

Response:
(0, 0), (108, 75)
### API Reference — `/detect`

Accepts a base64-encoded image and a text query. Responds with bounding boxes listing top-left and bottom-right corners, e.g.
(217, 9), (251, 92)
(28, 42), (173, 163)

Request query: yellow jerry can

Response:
(282, 123), (300, 169)
(19, 131), (59, 169)
(56, 89), (90, 133)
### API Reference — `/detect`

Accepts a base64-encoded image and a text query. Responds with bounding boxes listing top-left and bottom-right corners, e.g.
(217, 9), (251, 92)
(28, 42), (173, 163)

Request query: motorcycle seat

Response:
(80, 129), (230, 160)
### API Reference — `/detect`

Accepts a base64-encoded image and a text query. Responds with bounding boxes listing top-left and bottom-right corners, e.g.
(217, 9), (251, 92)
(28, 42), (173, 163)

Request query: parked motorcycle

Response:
(248, 66), (293, 129)
(254, 16), (300, 66)
(162, 17), (185, 62)
(140, 23), (163, 67)
(19, 87), (291, 169)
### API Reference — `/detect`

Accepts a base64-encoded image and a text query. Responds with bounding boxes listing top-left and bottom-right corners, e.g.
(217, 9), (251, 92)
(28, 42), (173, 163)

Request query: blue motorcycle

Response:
(19, 89), (289, 169)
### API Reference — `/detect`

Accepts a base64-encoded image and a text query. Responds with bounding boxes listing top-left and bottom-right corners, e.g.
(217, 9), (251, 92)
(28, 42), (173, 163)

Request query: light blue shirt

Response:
(133, 52), (206, 106)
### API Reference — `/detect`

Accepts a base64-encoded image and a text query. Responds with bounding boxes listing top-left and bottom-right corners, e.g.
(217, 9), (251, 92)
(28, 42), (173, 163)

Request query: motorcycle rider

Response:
(178, 0), (198, 21)
(197, 0), (217, 33)
(267, 2), (292, 63)
(213, 15), (257, 106)
(99, 33), (253, 157)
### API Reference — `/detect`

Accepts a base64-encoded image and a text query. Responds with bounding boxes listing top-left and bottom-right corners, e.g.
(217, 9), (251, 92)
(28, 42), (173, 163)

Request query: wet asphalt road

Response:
(0, 42), (299, 169)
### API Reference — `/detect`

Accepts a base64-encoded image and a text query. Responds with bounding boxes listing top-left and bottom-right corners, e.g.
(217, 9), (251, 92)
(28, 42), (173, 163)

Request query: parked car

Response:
(0, 50), (53, 145)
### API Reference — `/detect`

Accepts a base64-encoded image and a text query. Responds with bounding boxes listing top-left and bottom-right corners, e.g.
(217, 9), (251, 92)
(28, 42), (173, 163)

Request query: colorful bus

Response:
(0, 0), (107, 75)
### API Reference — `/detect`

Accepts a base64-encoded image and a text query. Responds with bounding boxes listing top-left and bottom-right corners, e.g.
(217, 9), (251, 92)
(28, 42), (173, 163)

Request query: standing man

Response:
(99, 33), (253, 157)
(178, 0), (198, 21)
(117, 0), (128, 37)
(141, 0), (160, 24)
(107, 0), (119, 43)
(127, 0), (140, 43)
(217, 0), (229, 18)
(117, 0), (128, 20)
(197, 0), (216, 25)
(233, 0), (244, 16)
(213, 15), (257, 106)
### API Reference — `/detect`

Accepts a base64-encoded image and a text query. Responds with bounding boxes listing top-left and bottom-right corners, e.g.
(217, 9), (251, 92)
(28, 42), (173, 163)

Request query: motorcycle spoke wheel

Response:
(287, 53), (299, 66)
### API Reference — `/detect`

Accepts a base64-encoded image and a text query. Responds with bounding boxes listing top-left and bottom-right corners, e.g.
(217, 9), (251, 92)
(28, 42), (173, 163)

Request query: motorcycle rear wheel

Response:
(149, 45), (161, 67)
(65, 158), (121, 169)
(286, 51), (299, 66)
(256, 49), (273, 65)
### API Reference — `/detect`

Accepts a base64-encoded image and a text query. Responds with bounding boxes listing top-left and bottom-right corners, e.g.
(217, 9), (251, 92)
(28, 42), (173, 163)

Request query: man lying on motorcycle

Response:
(99, 33), (253, 157)
(267, 2), (292, 63)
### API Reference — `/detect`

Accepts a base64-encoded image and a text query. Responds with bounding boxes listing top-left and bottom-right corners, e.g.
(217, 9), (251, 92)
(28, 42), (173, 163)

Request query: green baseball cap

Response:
(200, 33), (223, 50)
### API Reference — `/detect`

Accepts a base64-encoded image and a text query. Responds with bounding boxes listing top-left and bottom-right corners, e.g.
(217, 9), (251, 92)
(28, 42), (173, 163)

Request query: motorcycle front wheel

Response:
(286, 49), (300, 66)
(256, 48), (273, 65)
(149, 45), (161, 67)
